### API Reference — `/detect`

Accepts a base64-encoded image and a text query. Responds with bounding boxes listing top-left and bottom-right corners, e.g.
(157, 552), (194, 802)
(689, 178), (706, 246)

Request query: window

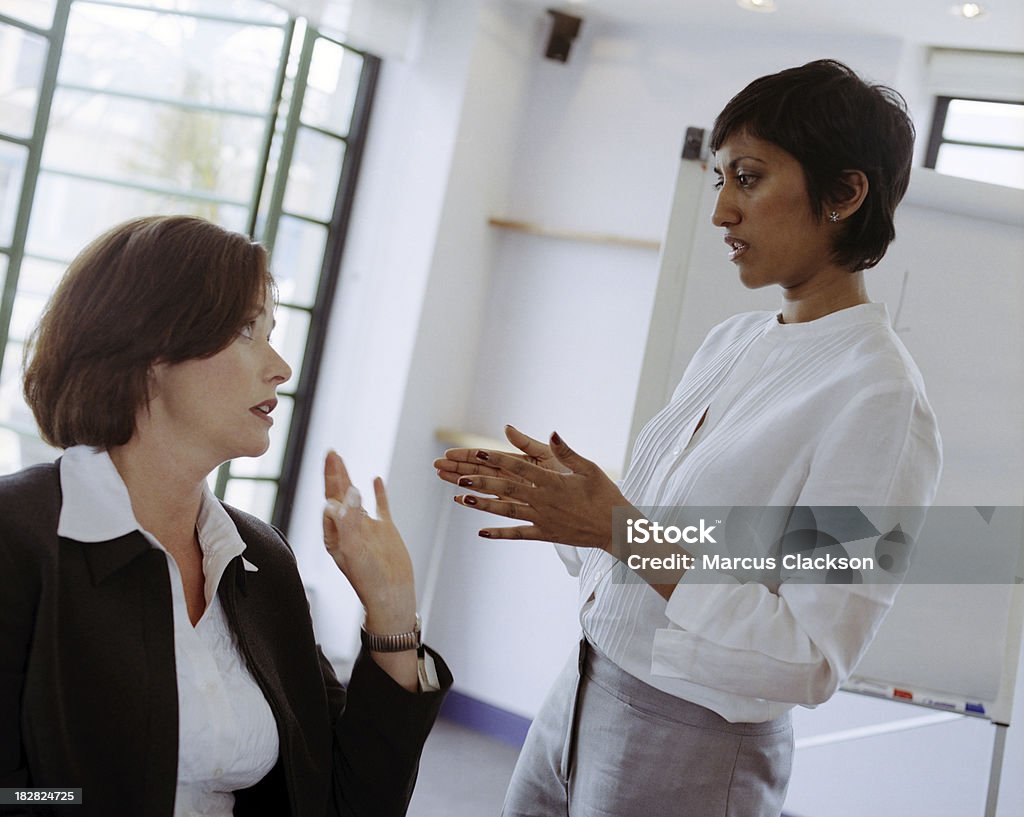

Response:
(0, 0), (379, 532)
(925, 96), (1024, 189)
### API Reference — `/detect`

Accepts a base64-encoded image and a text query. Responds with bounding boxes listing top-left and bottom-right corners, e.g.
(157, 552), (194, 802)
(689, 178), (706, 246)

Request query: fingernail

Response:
(458, 477), (473, 487)
(475, 450), (489, 461)
(464, 495), (477, 506)
(479, 530), (492, 538)
(552, 431), (563, 446)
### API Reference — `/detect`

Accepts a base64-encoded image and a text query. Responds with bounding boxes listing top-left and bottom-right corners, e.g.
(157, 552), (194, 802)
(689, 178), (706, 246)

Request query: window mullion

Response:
(247, 17), (297, 239)
(924, 96), (951, 169)
(258, 22), (317, 257)
(0, 0), (71, 385)
(272, 51), (381, 534)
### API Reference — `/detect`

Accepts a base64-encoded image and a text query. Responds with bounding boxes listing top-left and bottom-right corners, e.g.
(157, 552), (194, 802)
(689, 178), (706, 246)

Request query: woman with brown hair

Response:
(1, 215), (450, 816)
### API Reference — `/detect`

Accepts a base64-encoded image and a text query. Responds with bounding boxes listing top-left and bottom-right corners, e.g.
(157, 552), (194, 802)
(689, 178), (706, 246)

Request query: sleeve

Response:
(553, 544), (586, 576)
(651, 380), (942, 705)
(328, 644), (453, 817)
(0, 528), (40, 816)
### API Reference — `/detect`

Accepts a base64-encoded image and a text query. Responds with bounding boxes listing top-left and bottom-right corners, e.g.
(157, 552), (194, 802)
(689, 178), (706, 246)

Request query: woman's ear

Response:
(147, 362), (165, 401)
(830, 169), (869, 220)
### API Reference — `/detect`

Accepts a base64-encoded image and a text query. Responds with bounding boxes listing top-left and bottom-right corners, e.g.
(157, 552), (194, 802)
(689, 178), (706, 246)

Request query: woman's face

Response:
(712, 131), (840, 292)
(148, 299), (292, 469)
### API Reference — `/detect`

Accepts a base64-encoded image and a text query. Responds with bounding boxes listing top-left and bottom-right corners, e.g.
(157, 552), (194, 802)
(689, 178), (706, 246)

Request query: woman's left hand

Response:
(322, 451), (416, 631)
(435, 431), (630, 549)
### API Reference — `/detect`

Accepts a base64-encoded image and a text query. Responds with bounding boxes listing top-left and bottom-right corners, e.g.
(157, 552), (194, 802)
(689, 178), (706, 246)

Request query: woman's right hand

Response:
(322, 451), (417, 635)
(434, 424), (570, 490)
(434, 426), (629, 549)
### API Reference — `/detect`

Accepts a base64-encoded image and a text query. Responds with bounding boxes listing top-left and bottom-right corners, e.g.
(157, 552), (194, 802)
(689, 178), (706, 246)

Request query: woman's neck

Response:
(107, 436), (208, 551)
(779, 268), (869, 324)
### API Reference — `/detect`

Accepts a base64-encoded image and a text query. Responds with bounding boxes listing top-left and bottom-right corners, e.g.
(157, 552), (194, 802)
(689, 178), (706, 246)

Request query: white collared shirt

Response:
(58, 446), (279, 817)
(557, 304), (942, 722)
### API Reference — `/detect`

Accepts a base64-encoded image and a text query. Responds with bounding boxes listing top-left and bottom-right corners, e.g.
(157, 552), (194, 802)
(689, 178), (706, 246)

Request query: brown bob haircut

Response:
(24, 215), (274, 449)
(710, 59), (915, 272)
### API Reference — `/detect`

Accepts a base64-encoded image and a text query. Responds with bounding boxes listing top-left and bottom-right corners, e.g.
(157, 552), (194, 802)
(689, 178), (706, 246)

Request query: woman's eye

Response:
(737, 173), (756, 188)
(713, 176), (724, 190)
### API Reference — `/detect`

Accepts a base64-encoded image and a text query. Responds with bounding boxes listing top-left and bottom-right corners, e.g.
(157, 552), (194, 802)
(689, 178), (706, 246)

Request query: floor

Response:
(408, 718), (521, 817)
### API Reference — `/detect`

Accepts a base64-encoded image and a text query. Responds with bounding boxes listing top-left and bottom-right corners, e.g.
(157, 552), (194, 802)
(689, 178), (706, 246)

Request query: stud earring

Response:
(828, 211), (840, 223)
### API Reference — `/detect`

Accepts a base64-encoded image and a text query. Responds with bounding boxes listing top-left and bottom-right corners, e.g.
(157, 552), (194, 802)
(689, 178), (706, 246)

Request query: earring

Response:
(828, 211), (840, 223)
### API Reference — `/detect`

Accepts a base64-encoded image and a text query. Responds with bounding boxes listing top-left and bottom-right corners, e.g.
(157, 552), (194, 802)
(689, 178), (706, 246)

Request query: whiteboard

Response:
(632, 151), (1024, 725)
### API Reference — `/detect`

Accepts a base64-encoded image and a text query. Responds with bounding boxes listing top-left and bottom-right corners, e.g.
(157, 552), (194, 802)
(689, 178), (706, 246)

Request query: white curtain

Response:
(266, 0), (426, 60)
(926, 48), (1024, 103)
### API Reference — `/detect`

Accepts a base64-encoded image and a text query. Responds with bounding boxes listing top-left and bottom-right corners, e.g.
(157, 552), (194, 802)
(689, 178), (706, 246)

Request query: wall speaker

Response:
(545, 9), (583, 63)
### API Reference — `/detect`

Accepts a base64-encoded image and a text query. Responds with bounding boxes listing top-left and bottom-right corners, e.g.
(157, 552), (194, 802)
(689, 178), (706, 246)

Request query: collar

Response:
(765, 301), (890, 340)
(58, 445), (259, 574)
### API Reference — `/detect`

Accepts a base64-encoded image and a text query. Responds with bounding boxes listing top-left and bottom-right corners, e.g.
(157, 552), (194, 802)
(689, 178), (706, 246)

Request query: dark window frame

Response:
(924, 95), (1024, 170)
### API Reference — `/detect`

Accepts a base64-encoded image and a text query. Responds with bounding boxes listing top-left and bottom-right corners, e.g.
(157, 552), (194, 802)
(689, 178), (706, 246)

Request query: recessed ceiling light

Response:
(951, 3), (986, 19)
(737, 0), (778, 12)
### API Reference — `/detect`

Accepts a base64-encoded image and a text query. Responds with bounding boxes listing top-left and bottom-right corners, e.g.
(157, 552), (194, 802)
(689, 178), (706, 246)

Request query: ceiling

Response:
(520, 0), (1024, 53)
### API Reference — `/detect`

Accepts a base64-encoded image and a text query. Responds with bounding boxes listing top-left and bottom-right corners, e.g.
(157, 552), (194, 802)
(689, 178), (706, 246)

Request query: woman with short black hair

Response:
(437, 60), (941, 816)
(2, 215), (450, 817)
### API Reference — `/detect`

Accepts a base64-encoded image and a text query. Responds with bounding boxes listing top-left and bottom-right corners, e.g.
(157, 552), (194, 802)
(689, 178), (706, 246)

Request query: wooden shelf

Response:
(488, 217), (660, 251)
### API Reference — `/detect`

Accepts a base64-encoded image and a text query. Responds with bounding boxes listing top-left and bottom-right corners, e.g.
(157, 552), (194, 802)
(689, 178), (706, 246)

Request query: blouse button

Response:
(671, 447), (681, 457)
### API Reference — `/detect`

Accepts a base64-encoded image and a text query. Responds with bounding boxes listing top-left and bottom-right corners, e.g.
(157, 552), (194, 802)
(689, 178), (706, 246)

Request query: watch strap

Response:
(361, 613), (422, 653)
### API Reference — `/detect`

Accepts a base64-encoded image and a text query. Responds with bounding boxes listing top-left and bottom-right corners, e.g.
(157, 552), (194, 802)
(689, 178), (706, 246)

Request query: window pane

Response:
(283, 127), (344, 221)
(303, 38), (362, 137)
(272, 304), (310, 380)
(271, 215), (326, 306)
(8, 287), (46, 342)
(0, 141), (28, 246)
(60, 4), (285, 113)
(18, 253), (65, 296)
(223, 478), (278, 520)
(0, 0), (55, 31)
(96, 0), (289, 24)
(231, 394), (293, 477)
(0, 339), (59, 471)
(26, 172), (248, 260)
(0, 23), (47, 138)
(935, 143), (1024, 190)
(45, 89), (267, 202)
(944, 100), (1024, 148)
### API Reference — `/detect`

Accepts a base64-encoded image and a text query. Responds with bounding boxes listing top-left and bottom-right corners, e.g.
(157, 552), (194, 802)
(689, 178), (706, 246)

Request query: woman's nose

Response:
(269, 346), (292, 385)
(711, 190), (739, 228)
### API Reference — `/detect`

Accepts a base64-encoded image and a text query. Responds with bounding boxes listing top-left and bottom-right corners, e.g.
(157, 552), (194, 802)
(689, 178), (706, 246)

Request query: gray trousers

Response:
(502, 639), (793, 817)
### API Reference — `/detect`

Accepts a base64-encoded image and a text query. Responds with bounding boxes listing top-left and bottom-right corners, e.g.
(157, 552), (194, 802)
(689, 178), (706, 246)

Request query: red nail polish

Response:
(464, 496), (477, 506)
(458, 477), (473, 487)
(475, 450), (490, 461)
(479, 531), (492, 538)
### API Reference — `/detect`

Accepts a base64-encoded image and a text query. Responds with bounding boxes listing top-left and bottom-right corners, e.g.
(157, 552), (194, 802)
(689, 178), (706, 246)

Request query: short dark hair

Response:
(710, 59), (914, 271)
(24, 215), (274, 449)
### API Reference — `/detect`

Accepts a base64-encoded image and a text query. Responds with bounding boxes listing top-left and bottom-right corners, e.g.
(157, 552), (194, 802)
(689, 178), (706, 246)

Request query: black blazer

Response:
(0, 462), (451, 816)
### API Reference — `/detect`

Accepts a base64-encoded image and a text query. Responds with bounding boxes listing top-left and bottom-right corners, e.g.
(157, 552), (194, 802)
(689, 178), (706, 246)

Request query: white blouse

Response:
(557, 303), (942, 722)
(58, 446), (279, 817)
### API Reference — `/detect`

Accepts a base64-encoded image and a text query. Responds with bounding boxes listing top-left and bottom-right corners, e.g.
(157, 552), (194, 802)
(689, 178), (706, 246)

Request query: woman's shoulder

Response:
(218, 502), (300, 566)
(0, 461), (61, 525)
(695, 310), (776, 356)
(0, 462), (62, 570)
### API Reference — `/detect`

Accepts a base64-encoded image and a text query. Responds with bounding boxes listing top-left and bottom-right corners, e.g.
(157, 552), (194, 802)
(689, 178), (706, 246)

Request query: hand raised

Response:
(323, 451), (416, 625)
(434, 424), (569, 490)
(436, 430), (631, 549)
